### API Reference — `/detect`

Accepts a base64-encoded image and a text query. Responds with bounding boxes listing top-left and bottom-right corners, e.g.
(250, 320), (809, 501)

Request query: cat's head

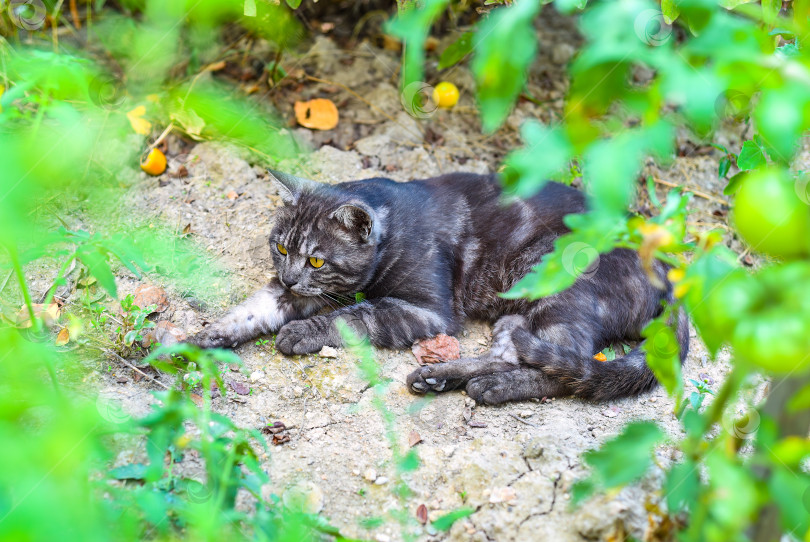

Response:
(268, 170), (380, 298)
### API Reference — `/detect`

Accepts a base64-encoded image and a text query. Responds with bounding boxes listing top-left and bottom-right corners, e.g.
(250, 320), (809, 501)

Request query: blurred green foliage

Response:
(392, 0), (810, 540)
(0, 0), (343, 540)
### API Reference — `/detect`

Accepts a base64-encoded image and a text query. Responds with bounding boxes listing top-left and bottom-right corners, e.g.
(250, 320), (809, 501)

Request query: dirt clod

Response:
(132, 284), (169, 314)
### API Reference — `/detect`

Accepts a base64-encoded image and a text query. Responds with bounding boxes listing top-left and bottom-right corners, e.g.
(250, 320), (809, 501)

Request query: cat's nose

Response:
(280, 276), (297, 289)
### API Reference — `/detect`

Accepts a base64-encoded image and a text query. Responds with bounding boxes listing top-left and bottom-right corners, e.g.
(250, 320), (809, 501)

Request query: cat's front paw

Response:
(187, 323), (237, 349)
(276, 317), (332, 355)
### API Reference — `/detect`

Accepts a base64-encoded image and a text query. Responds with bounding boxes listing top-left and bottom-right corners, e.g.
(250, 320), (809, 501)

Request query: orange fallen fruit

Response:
(593, 352), (607, 362)
(140, 148), (167, 176)
(432, 81), (459, 108)
(294, 98), (339, 130)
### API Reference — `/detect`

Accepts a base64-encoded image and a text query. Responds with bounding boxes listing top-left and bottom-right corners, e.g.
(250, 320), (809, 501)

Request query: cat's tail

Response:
(514, 307), (689, 402)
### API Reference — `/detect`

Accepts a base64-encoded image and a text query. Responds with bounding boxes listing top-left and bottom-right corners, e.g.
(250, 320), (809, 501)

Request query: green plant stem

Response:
(42, 254), (75, 307)
(751, 373), (810, 542)
(9, 245), (40, 333)
(701, 364), (747, 436)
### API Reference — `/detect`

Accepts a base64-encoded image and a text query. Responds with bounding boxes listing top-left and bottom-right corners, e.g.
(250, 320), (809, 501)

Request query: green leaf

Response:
(431, 507), (475, 531)
(723, 171), (747, 196)
(501, 212), (621, 299)
(285, 0), (302, 8)
(769, 466), (810, 535)
(682, 248), (741, 357)
(502, 120), (571, 198)
(385, 0), (450, 90)
(584, 124), (673, 218)
(575, 421), (665, 504)
(359, 517), (384, 529)
(109, 463), (148, 480)
(718, 156), (731, 178)
(664, 459), (699, 512)
(641, 317), (684, 400)
(736, 139), (766, 170)
(471, 0), (541, 132)
(438, 32), (474, 69)
(553, 0), (588, 14)
(754, 84), (810, 165)
(661, 0), (680, 24)
(787, 381), (810, 412)
(705, 449), (758, 529)
(398, 448), (420, 472)
(76, 245), (117, 297)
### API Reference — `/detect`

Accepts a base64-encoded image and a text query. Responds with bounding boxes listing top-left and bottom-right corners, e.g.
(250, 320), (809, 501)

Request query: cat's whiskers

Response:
(322, 292), (352, 307)
(324, 291), (355, 305)
(317, 293), (340, 311)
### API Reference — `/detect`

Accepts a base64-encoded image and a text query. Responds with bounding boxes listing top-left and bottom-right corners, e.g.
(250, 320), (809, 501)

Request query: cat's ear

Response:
(267, 169), (316, 205)
(330, 202), (376, 241)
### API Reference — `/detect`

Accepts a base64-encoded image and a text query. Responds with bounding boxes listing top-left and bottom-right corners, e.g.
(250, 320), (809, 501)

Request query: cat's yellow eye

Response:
(276, 244), (287, 255)
(309, 257), (324, 268)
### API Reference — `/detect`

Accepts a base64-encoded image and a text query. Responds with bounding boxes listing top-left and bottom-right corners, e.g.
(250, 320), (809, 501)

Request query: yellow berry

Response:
(667, 268), (685, 283)
(432, 81), (459, 109)
(140, 148), (167, 176)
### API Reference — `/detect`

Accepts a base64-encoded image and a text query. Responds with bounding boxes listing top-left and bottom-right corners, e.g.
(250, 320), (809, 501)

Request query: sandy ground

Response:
(26, 8), (759, 541)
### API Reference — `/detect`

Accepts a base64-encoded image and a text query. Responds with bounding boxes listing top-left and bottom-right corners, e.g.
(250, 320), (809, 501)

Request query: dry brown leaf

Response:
(182, 223), (193, 236)
(382, 35), (402, 52)
(16, 303), (61, 328)
(205, 60), (226, 72)
(408, 431), (423, 447)
(126, 105), (152, 135)
(294, 98), (339, 130)
(411, 334), (460, 365)
(141, 321), (187, 348)
(416, 504), (428, 525)
(55, 327), (70, 346)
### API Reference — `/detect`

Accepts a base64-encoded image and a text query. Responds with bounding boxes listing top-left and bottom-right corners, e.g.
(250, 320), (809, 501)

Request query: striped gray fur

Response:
(189, 170), (689, 404)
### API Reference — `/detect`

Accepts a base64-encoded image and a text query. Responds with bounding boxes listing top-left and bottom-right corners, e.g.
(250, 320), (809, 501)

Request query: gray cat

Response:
(189, 170), (688, 404)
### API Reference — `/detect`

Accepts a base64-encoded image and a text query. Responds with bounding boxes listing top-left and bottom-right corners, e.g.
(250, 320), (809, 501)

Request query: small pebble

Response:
(374, 476), (389, 485)
(319, 345), (339, 358)
(363, 468), (377, 482)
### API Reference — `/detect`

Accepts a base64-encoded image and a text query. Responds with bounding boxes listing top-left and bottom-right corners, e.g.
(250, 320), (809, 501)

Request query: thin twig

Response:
(147, 123), (174, 152)
(508, 413), (539, 427)
(0, 270), (12, 295)
(105, 349), (170, 389)
(653, 177), (728, 205)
